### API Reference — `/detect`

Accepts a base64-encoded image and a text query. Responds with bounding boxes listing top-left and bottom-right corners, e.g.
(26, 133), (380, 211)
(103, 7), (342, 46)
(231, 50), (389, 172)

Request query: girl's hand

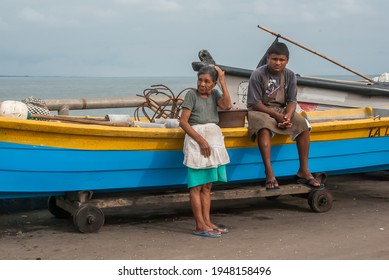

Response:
(198, 138), (211, 158)
(214, 65), (225, 82)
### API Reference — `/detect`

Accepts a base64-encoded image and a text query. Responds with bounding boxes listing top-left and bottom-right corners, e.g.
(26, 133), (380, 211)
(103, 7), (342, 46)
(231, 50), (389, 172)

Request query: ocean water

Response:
(0, 76), (195, 116)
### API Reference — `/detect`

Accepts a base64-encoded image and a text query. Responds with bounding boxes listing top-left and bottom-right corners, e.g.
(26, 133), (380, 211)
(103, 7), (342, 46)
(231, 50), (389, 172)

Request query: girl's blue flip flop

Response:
(192, 230), (221, 238)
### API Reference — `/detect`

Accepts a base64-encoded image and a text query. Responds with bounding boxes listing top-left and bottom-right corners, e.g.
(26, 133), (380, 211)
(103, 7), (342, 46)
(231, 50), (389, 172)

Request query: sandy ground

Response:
(1, 172), (389, 260)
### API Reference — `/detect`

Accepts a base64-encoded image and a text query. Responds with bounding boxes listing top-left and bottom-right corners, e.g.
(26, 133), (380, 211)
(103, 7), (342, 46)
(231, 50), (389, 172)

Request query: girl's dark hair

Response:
(267, 42), (289, 58)
(197, 65), (218, 82)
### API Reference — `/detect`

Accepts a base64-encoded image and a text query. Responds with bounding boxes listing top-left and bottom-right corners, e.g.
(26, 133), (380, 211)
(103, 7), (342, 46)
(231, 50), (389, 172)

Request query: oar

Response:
(30, 114), (132, 127)
(258, 25), (375, 83)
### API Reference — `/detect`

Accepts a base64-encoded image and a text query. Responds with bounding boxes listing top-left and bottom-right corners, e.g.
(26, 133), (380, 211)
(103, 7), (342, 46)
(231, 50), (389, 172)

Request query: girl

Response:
(179, 65), (232, 238)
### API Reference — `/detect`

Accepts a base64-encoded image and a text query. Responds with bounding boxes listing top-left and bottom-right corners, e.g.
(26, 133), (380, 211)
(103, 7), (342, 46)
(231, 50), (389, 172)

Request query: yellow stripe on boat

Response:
(1, 107), (389, 150)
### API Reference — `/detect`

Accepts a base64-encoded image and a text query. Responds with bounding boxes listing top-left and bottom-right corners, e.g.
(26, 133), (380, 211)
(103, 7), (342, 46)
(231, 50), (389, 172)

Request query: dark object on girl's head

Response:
(198, 49), (216, 64)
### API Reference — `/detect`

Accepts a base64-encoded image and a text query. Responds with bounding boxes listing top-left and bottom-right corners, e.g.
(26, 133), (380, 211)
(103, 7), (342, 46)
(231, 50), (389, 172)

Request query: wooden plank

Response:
(30, 114), (132, 127)
(90, 183), (312, 209)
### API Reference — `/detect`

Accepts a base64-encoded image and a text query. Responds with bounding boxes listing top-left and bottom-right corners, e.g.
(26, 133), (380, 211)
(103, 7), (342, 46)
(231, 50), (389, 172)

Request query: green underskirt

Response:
(187, 165), (227, 188)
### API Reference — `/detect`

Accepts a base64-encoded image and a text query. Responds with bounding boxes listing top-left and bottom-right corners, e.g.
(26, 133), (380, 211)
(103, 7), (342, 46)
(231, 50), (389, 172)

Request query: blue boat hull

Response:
(1, 136), (388, 199)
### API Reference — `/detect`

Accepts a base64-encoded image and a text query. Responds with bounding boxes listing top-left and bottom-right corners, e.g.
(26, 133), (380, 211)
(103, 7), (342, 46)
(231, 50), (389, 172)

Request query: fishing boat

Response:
(1, 100), (389, 231)
(192, 26), (389, 111)
(3, 105), (388, 201)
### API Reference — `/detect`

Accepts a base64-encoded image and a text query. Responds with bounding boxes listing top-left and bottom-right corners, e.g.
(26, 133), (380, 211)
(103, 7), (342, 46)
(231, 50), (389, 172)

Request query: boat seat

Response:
(301, 107), (374, 123)
(372, 108), (389, 118)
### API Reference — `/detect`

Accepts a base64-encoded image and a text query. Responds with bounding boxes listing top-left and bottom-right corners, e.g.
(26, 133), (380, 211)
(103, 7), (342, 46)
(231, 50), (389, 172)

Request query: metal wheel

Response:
(47, 196), (71, 219)
(308, 189), (333, 213)
(73, 205), (105, 233)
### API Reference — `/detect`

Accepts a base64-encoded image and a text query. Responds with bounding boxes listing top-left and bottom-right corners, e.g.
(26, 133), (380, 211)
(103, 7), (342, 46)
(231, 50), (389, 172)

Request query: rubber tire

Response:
(308, 189), (333, 213)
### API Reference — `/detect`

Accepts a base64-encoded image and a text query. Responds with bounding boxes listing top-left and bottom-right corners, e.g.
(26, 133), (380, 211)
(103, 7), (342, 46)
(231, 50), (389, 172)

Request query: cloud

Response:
(253, 0), (374, 23)
(0, 0), (387, 76)
(18, 7), (45, 22)
(195, 0), (223, 11)
(112, 0), (183, 12)
(0, 15), (9, 29)
(18, 7), (80, 27)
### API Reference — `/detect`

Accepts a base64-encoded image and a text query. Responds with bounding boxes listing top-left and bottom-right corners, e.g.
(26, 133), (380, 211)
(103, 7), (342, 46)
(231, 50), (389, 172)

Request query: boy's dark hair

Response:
(267, 42), (289, 58)
(198, 65), (218, 82)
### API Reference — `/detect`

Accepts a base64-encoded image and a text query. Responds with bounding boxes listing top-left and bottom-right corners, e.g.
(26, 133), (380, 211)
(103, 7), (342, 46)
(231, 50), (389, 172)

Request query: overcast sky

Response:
(1, 0), (388, 77)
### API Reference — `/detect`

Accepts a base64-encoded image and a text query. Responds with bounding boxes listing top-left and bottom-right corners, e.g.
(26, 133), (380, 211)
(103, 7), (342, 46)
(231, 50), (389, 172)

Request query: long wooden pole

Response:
(30, 114), (132, 127)
(258, 25), (374, 83)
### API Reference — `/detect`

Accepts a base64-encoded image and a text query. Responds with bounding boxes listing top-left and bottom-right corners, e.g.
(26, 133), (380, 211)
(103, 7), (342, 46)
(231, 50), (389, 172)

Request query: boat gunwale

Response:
(1, 114), (389, 138)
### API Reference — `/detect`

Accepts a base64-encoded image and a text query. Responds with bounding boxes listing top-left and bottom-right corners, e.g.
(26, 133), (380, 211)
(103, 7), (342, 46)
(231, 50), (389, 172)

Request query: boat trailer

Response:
(47, 173), (332, 233)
